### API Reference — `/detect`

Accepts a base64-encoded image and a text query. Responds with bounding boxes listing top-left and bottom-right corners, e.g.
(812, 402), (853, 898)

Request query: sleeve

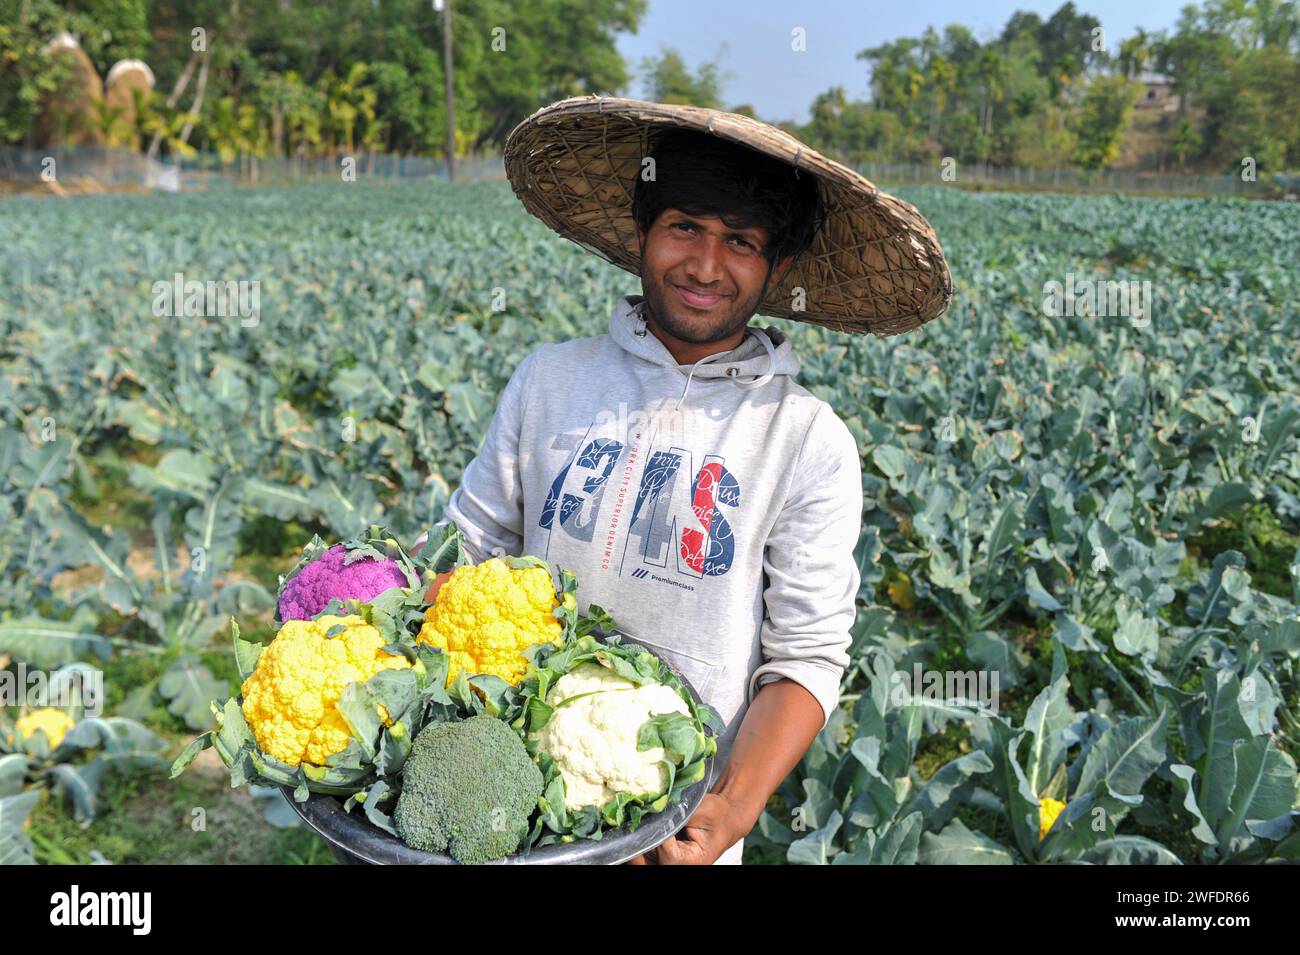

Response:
(414, 349), (540, 563)
(745, 404), (863, 729)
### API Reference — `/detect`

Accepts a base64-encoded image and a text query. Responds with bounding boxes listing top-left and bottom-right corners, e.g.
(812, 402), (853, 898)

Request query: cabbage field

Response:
(1, 179), (1298, 864)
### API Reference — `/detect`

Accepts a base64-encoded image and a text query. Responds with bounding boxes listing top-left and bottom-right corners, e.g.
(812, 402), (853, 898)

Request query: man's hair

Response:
(631, 128), (824, 271)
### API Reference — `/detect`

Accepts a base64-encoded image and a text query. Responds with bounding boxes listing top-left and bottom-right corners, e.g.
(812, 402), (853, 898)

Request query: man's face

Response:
(634, 208), (792, 347)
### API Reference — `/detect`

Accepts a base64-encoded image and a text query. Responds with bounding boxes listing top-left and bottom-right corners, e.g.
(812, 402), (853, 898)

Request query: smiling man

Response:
(417, 97), (951, 865)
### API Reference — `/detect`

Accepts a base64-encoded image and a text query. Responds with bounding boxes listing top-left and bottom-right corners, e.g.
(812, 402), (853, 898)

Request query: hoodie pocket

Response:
(615, 630), (723, 702)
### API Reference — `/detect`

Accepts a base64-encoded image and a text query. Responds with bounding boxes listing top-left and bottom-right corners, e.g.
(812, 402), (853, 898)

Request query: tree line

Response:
(2, 0), (1296, 175)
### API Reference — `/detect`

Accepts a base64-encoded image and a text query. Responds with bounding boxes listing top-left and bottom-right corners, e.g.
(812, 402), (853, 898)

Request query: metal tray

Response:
(284, 634), (715, 864)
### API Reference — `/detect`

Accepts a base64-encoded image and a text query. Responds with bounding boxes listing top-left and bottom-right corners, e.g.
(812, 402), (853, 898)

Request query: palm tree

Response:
(322, 63), (376, 155)
(137, 91), (198, 160)
(88, 99), (128, 146)
(926, 56), (957, 142)
(1118, 29), (1152, 79)
(972, 47), (1007, 158)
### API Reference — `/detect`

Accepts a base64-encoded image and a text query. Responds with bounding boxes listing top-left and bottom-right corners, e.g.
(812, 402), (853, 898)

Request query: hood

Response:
(609, 294), (800, 412)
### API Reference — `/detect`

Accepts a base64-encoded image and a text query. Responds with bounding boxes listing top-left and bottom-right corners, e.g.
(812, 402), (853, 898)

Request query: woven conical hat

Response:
(503, 95), (953, 335)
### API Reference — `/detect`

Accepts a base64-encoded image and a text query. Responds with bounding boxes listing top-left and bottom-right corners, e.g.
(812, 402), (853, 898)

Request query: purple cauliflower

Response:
(277, 544), (410, 622)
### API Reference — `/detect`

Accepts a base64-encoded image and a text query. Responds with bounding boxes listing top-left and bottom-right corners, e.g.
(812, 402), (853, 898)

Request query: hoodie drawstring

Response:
(673, 329), (778, 413)
(632, 297), (779, 412)
(734, 331), (777, 390)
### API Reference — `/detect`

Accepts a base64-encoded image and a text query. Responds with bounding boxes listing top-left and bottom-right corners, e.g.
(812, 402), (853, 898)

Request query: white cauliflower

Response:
(532, 661), (690, 811)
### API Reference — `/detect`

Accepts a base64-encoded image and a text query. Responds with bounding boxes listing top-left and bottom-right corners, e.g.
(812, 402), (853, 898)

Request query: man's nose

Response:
(683, 236), (726, 286)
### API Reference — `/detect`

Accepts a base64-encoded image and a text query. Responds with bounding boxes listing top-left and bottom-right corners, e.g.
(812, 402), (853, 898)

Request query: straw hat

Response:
(503, 95), (953, 336)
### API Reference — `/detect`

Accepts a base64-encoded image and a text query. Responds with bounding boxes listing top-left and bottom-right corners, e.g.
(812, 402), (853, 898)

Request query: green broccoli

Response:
(393, 714), (544, 863)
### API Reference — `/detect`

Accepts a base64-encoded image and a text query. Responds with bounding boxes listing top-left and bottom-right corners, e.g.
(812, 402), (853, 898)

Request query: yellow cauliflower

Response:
(241, 614), (411, 768)
(16, 708), (76, 750)
(1039, 797), (1066, 840)
(417, 558), (563, 686)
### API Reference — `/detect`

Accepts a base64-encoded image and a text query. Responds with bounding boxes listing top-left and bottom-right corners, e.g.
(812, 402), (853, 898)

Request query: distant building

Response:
(1136, 72), (1179, 111)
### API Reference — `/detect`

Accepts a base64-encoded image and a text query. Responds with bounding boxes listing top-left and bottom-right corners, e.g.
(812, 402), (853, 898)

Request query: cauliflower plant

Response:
(1039, 797), (1067, 840)
(532, 661), (689, 811)
(278, 543), (409, 622)
(240, 614), (412, 767)
(417, 557), (566, 686)
(14, 708), (76, 750)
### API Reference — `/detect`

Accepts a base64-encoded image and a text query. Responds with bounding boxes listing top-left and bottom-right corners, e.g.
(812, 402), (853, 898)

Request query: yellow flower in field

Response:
(887, 572), (916, 610)
(16, 708), (77, 750)
(1039, 797), (1066, 840)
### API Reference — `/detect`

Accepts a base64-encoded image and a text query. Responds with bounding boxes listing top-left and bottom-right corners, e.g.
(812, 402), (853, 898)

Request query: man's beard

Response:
(640, 259), (773, 346)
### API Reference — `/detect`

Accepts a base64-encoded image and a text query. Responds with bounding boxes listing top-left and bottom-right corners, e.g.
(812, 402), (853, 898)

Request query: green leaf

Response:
(50, 762), (100, 823)
(0, 615), (112, 667)
(0, 791), (40, 865)
(1214, 738), (1297, 850)
(336, 682), (384, 763)
(446, 381), (490, 428)
(1167, 763), (1217, 845)
(232, 620), (268, 683)
(117, 399), (166, 444)
(909, 751), (994, 831)
(466, 674), (515, 717)
(241, 479), (317, 521)
(359, 778), (399, 836)
(755, 810), (798, 848)
(928, 544), (971, 593)
(918, 818), (1014, 864)
(0, 755), (32, 797)
(637, 712), (705, 765)
(1256, 403), (1300, 475)
(1192, 483), (1254, 525)
(249, 785), (303, 829)
(983, 497), (1024, 562)
(1077, 836), (1182, 864)
(130, 448), (215, 499)
(159, 656), (226, 730)
(1023, 674), (1073, 797)
(1075, 709), (1170, 822)
(216, 580), (276, 616)
(1198, 669), (1256, 828)
(1053, 612), (1100, 651)
(965, 630), (1025, 688)
(170, 734), (212, 779)
(787, 809), (843, 864)
(1025, 568), (1063, 612)
(1113, 595), (1159, 657)
(872, 445), (909, 480)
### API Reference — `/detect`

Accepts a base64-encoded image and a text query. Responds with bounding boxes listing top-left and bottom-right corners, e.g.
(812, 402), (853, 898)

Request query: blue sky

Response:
(614, 0), (1191, 124)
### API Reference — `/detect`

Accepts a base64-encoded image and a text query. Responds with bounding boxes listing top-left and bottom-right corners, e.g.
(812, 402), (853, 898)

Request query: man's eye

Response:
(673, 223), (752, 249)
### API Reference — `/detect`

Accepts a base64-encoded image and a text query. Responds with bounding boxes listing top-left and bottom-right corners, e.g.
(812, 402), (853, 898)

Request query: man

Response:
(416, 97), (951, 865)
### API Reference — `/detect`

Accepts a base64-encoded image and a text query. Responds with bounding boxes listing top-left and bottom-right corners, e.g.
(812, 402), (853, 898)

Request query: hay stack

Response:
(33, 32), (105, 148)
(105, 59), (156, 148)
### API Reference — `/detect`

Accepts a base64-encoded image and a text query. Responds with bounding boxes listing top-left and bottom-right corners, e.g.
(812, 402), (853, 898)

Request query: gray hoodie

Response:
(420, 292), (863, 827)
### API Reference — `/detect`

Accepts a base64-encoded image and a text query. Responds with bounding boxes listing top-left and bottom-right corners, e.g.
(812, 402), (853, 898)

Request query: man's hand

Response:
(625, 679), (824, 867)
(624, 792), (748, 865)
(423, 569), (453, 605)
